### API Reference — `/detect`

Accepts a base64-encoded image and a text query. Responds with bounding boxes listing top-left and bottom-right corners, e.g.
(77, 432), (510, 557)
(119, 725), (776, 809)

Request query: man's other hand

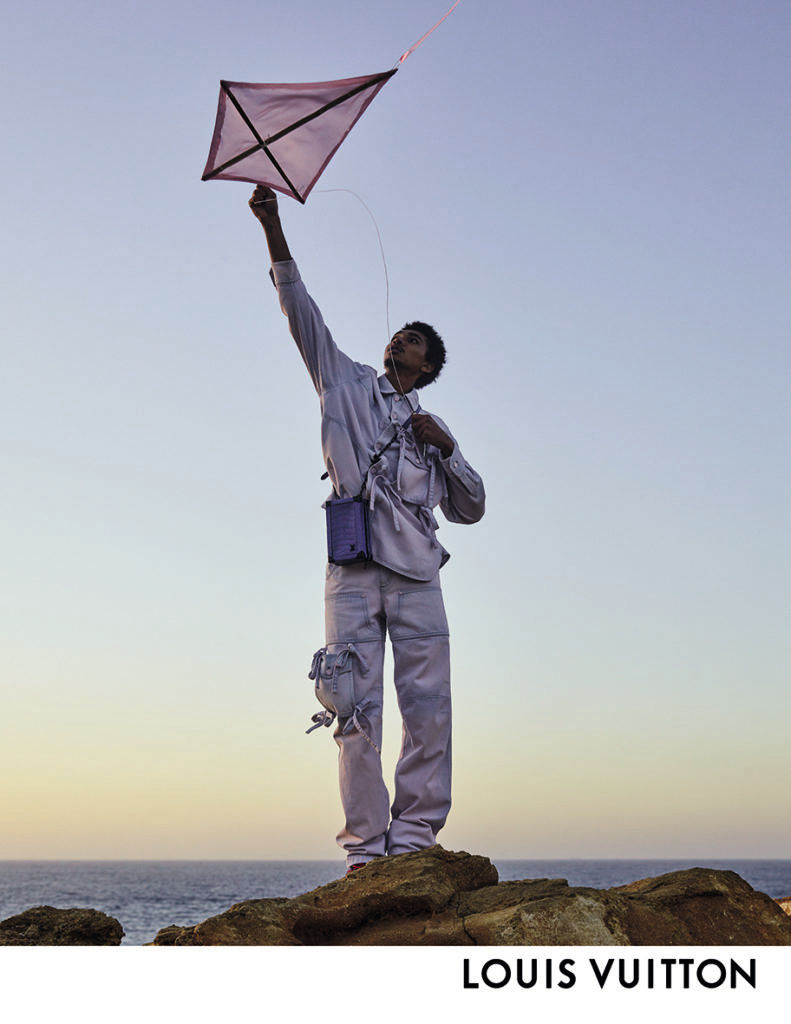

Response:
(411, 414), (454, 458)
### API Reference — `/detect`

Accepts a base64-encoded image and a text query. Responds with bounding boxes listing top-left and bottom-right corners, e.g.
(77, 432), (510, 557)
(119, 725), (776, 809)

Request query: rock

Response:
(777, 897), (791, 917)
(610, 869), (791, 945)
(150, 848), (791, 946)
(0, 906), (124, 946)
(154, 847), (497, 946)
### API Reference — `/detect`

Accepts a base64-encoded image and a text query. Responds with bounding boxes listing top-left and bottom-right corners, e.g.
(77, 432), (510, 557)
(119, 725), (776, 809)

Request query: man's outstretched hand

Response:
(249, 185), (280, 224)
(411, 414), (454, 459)
(250, 185), (292, 262)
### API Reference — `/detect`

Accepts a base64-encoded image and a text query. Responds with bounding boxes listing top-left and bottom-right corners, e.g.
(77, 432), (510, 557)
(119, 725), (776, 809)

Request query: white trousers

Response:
(324, 561), (452, 867)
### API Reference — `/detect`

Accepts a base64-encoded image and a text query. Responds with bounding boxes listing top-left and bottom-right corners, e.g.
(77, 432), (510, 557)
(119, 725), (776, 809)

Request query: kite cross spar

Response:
(201, 1), (462, 203)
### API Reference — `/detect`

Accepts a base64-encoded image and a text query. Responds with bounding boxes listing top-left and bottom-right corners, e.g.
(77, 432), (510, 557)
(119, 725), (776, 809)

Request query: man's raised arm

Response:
(248, 185), (361, 396)
(249, 185), (292, 264)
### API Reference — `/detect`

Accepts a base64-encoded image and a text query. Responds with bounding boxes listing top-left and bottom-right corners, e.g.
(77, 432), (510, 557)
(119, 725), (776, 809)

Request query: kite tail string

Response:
(396, 0), (462, 65)
(315, 188), (392, 343)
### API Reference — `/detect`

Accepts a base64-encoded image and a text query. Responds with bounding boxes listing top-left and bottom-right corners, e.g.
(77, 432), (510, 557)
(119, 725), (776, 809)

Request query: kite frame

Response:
(202, 69), (397, 203)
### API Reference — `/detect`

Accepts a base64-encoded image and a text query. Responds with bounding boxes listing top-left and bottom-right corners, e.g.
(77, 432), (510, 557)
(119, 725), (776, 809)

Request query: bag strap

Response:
(320, 395), (421, 493)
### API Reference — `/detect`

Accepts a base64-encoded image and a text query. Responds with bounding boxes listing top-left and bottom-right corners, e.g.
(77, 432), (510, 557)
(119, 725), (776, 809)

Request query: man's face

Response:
(384, 328), (433, 379)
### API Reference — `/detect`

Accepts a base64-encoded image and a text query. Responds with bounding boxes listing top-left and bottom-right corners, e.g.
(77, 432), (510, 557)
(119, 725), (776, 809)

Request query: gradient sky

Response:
(2, 0), (789, 860)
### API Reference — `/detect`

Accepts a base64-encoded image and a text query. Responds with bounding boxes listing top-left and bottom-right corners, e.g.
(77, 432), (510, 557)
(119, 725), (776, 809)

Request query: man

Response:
(249, 184), (485, 872)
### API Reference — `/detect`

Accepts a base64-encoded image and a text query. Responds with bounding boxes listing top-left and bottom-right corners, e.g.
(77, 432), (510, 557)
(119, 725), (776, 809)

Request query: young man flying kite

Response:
(250, 184), (485, 872)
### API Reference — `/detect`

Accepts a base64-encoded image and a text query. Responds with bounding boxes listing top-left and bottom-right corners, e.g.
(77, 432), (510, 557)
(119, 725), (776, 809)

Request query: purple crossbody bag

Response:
(325, 495), (372, 565)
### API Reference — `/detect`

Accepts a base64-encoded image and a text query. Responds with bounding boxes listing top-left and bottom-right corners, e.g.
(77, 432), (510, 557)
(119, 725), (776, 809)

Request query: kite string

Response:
(315, 187), (392, 343)
(397, 0), (462, 65)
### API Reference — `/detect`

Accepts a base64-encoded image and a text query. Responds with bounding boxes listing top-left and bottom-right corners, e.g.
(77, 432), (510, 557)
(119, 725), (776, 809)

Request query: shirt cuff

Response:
(440, 441), (466, 477)
(269, 259), (301, 287)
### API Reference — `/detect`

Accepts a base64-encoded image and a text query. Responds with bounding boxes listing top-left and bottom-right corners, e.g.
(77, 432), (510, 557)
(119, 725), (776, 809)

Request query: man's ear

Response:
(421, 361), (434, 375)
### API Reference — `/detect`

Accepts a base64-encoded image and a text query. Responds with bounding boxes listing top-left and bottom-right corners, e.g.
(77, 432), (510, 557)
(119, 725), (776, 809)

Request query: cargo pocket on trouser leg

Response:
(305, 644), (379, 752)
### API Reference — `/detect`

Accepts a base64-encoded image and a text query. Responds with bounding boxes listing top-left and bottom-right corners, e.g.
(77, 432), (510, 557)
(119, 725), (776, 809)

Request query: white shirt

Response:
(270, 259), (485, 581)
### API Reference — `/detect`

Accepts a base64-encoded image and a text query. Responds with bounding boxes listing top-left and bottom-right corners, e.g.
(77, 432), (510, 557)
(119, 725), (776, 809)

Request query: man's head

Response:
(384, 321), (446, 391)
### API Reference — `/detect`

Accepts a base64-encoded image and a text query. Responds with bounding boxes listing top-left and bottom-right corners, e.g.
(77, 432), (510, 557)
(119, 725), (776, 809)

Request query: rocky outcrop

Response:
(0, 906), (124, 946)
(777, 897), (791, 917)
(151, 847), (791, 946)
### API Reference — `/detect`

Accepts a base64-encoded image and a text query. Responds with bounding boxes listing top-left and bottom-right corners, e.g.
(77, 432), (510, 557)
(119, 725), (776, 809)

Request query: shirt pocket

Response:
(398, 446), (434, 506)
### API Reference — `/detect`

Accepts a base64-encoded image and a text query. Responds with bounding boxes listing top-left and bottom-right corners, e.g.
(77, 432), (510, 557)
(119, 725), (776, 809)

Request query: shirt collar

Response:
(379, 373), (420, 411)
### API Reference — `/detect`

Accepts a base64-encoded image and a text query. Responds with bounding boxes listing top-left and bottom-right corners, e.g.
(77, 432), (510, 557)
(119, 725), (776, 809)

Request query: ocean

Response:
(1, 859), (789, 946)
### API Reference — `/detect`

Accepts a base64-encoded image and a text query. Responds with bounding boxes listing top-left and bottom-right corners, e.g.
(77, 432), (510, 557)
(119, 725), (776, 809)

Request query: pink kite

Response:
(201, 2), (461, 203)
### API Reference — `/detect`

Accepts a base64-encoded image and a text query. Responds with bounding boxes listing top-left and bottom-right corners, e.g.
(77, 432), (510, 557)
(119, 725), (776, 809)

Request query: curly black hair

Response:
(401, 321), (446, 389)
